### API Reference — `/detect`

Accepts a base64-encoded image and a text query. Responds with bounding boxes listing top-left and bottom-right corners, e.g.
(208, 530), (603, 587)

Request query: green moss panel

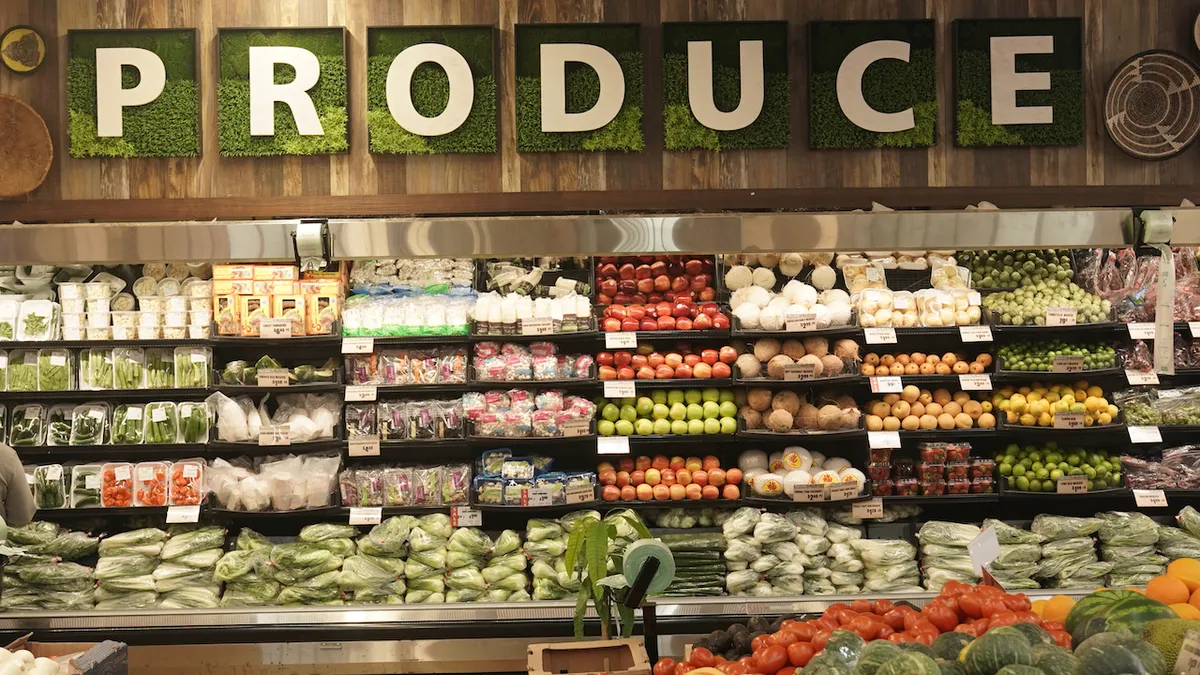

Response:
(662, 21), (789, 151)
(66, 29), (199, 158)
(515, 24), (644, 153)
(366, 26), (496, 154)
(953, 18), (1083, 147)
(808, 20), (937, 149)
(217, 28), (347, 157)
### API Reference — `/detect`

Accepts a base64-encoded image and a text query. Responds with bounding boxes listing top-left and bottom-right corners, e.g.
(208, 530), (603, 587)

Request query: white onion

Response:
(752, 267), (777, 289)
(810, 264), (837, 290)
(725, 265), (753, 291)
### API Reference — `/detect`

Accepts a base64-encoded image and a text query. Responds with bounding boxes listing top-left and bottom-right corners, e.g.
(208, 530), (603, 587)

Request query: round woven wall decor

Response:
(1105, 49), (1200, 160)
(0, 94), (52, 198)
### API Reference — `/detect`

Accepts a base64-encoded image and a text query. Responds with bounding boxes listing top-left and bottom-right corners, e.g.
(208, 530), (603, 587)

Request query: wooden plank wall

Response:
(0, 0), (1199, 215)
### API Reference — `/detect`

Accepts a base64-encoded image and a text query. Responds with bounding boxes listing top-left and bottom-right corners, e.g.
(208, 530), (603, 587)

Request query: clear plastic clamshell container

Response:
(113, 347), (145, 390)
(134, 461), (170, 506)
(0, 299), (20, 340)
(70, 403), (109, 446)
(143, 401), (179, 444)
(81, 348), (115, 390)
(8, 403), (44, 447)
(17, 299), (58, 341)
(174, 346), (210, 389)
(177, 401), (210, 444)
(33, 464), (67, 509)
(71, 463), (103, 508)
(101, 462), (134, 507)
(37, 348), (73, 391)
(45, 404), (75, 446)
(112, 403), (145, 445)
(7, 350), (37, 392)
(169, 459), (205, 505)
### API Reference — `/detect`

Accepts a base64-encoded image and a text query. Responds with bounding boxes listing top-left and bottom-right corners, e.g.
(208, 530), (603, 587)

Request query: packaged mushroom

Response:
(841, 260), (887, 294)
(855, 289), (918, 328)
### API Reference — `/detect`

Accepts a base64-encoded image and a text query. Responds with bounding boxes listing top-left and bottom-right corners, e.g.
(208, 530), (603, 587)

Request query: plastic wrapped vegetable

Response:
(178, 402), (209, 443)
(33, 464), (66, 509)
(82, 348), (114, 390)
(71, 464), (103, 508)
(1031, 514), (1102, 541)
(1179, 506), (1200, 539)
(1098, 511), (1160, 546)
(983, 518), (1045, 545)
(449, 527), (493, 558)
(28, 530), (99, 561)
(524, 519), (564, 542)
(145, 348), (174, 389)
(6, 350), (37, 392)
(112, 404), (145, 444)
(237, 528), (273, 552)
(723, 507), (761, 537)
(46, 404), (73, 446)
(37, 348), (71, 391)
(753, 513), (797, 544)
(358, 516), (417, 557)
(9, 521), (59, 546)
(144, 401), (179, 443)
(94, 554), (159, 580)
(159, 587), (221, 609)
(98, 527), (167, 552)
(69, 404), (108, 445)
(114, 347), (145, 390)
(8, 404), (43, 446)
(175, 346), (210, 389)
(161, 526), (226, 560)
(918, 521), (982, 547)
(215, 549), (269, 582)
(300, 523), (359, 543)
(221, 360), (248, 385)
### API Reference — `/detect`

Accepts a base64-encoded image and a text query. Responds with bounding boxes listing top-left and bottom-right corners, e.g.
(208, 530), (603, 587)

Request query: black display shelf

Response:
(891, 428), (999, 441)
(482, 376), (597, 391)
(617, 329), (731, 342)
(372, 382), (473, 396)
(881, 492), (999, 505)
(992, 356), (1122, 381)
(366, 334), (473, 346)
(474, 500), (603, 514)
(471, 323), (600, 342)
(607, 499), (745, 510)
(208, 505), (452, 520)
(622, 377), (733, 390)
(209, 334), (344, 348)
(730, 314), (861, 340)
(735, 374), (863, 388)
(991, 321), (1126, 335)
(0, 387), (210, 402)
(741, 491), (872, 508)
(214, 382), (344, 395)
(996, 418), (1126, 437)
(468, 434), (598, 446)
(372, 438), (471, 449)
(36, 506), (169, 519)
(867, 374), (993, 389)
(997, 479), (1129, 500)
(1146, 424), (1200, 441)
(625, 434), (738, 446)
(736, 428), (867, 441)
(0, 338), (210, 350)
(12, 442), (210, 460)
(207, 437), (344, 454)
(891, 326), (977, 338)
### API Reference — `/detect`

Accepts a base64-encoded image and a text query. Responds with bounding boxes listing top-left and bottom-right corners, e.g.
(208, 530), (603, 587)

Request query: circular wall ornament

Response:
(0, 94), (53, 198)
(1105, 49), (1200, 160)
(0, 25), (45, 73)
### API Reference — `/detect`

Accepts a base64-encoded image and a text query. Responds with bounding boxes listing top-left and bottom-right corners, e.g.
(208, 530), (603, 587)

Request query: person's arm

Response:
(0, 444), (35, 527)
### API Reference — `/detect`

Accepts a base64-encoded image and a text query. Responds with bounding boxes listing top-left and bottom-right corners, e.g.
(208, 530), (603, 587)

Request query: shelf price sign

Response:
(867, 431), (901, 449)
(1128, 426), (1163, 444)
(603, 381), (636, 398)
(345, 385), (378, 402)
(566, 484), (595, 505)
(522, 487), (553, 507)
(958, 374), (992, 391)
(1134, 489), (1168, 508)
(1126, 370), (1160, 386)
(1057, 475), (1088, 494)
(348, 437), (381, 457)
(864, 327), (897, 345)
(1052, 412), (1085, 429)
(451, 506), (482, 527)
(967, 527), (1000, 575)
(959, 325), (993, 343)
(349, 507), (383, 525)
(792, 484), (827, 503)
(605, 332), (637, 349)
(597, 436), (631, 455)
(783, 363), (818, 381)
(1045, 307), (1077, 326)
(256, 369), (290, 387)
(342, 338), (374, 354)
(869, 376), (903, 393)
(561, 419), (592, 438)
(259, 424), (291, 446)
(785, 312), (817, 332)
(260, 318), (293, 338)
(1128, 323), (1156, 340)
(1051, 355), (1084, 373)
(521, 318), (555, 336)
(828, 483), (860, 501)
(166, 505), (200, 524)
(852, 498), (884, 519)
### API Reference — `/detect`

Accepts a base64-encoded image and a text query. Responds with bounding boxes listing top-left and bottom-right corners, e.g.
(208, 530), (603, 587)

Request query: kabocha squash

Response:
(853, 641), (902, 675)
(961, 627), (1034, 675)
(1008, 622), (1052, 647)
(1074, 636), (1167, 675)
(1031, 644), (1078, 675)
(822, 630), (866, 666)
(875, 652), (941, 675)
(932, 632), (975, 661)
(935, 660), (967, 675)
(1064, 589), (1177, 644)
(899, 642), (938, 659)
(993, 666), (1040, 675)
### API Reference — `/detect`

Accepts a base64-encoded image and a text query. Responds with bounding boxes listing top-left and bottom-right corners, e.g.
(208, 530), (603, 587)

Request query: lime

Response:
(1016, 476), (1030, 491)
(999, 463), (1013, 476)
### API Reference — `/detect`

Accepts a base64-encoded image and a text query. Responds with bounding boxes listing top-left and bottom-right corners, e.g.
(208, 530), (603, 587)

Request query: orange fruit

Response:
(1146, 575), (1191, 606)
(1189, 587), (1200, 610)
(1173, 603), (1200, 620)
(1169, 558), (1200, 592)
(1041, 595), (1076, 625)
(1031, 599), (1048, 618)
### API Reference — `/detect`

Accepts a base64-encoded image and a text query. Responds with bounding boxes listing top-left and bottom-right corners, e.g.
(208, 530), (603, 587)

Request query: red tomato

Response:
(910, 631), (935, 647)
(771, 631), (798, 648)
(786, 643), (814, 668)
(738, 657), (755, 668)
(776, 668), (796, 675)
(1003, 593), (1032, 612)
(886, 633), (905, 644)
(1014, 611), (1040, 625)
(881, 609), (906, 631)
(780, 620), (799, 633)
(958, 592), (983, 619)
(976, 586), (1006, 600)
(674, 662), (694, 675)
(751, 635), (772, 653)
(814, 616), (839, 633)
(787, 623), (815, 642)
(811, 631), (830, 654)
(902, 612), (926, 631)
(1048, 630), (1072, 650)
(690, 648), (715, 668)
(988, 611), (1018, 628)
(721, 663), (746, 675)
(954, 623), (979, 637)
(756, 645), (788, 675)
(654, 659), (677, 675)
(922, 603), (959, 633)
(938, 596), (962, 620)
(972, 618), (991, 633)
(941, 580), (969, 597)
(1042, 621), (1065, 632)
(849, 615), (879, 640)
(913, 619), (938, 636)
(825, 602), (849, 617)
(838, 610), (859, 626)
(873, 599), (895, 615)
(714, 656), (727, 665)
(850, 599), (873, 614)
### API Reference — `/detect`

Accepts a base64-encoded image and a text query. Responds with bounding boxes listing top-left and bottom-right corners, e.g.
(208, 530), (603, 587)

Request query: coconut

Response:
(810, 264), (837, 290)
(753, 473), (785, 497)
(759, 305), (786, 331)
(782, 446), (813, 472)
(753, 338), (782, 362)
(779, 253), (805, 278)
(812, 469), (841, 484)
(823, 457), (852, 473)
(735, 353), (762, 379)
(783, 470), (813, 497)
(747, 388), (774, 412)
(757, 253), (781, 269)
(724, 264), (753, 291)
(839, 468), (867, 492)
(796, 404), (820, 429)
(802, 337), (829, 358)
(833, 339), (860, 361)
(771, 391), (802, 416)
(740, 406), (763, 429)
(768, 452), (785, 473)
(746, 285), (772, 308)
(733, 303), (761, 329)
(767, 354), (796, 379)
(810, 451), (827, 467)
(752, 267), (777, 290)
(817, 405), (844, 430)
(766, 409), (794, 433)
(820, 354), (845, 376)
(767, 295), (792, 312)
(781, 339), (806, 360)
(841, 407), (861, 429)
(797, 353), (824, 378)
(783, 280), (818, 306)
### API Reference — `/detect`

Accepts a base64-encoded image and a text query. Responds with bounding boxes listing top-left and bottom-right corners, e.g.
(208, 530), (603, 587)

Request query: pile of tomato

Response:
(652, 582), (1071, 675)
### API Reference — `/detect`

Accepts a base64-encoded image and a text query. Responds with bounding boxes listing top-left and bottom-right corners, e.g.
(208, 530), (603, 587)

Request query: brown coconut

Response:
(736, 353), (763, 378)
(819, 354), (845, 376)
(781, 339), (807, 360)
(797, 354), (824, 378)
(766, 354), (795, 379)
(740, 406), (763, 429)
(802, 337), (829, 358)
(771, 390), (802, 416)
(817, 405), (844, 430)
(766, 408), (794, 433)
(841, 407), (862, 429)
(747, 388), (774, 412)
(753, 338), (782, 362)
(833, 339), (860, 361)
(796, 403), (821, 429)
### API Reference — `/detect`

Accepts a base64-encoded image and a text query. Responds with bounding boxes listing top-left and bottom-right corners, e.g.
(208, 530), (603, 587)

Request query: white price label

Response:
(349, 437), (381, 457)
(1057, 474), (1088, 493)
(1051, 355), (1084, 373)
(190, 352), (207, 363)
(1128, 322), (1156, 340)
(137, 466), (154, 481)
(256, 368), (290, 387)
(605, 332), (637, 349)
(46, 465), (62, 481)
(349, 507), (382, 525)
(526, 487), (553, 507)
(1128, 426), (1163, 444)
(126, 407), (143, 421)
(565, 483), (595, 504)
(1126, 370), (1160, 386)
(23, 352), (36, 366)
(1134, 489), (1168, 508)
(783, 363), (818, 381)
(852, 498), (884, 519)
(1190, 322), (1200, 339)
(959, 325), (993, 342)
(182, 464), (199, 478)
(959, 374), (992, 391)
(451, 506), (483, 527)
(869, 376), (903, 393)
(864, 327), (897, 344)
(0, 355), (7, 369)
(258, 425), (291, 446)
(167, 505), (201, 523)
(1052, 412), (1085, 429)
(967, 526), (1000, 575)
(828, 483), (860, 501)
(597, 436), (631, 455)
(792, 484), (827, 503)
(23, 406), (39, 419)
(345, 385), (378, 402)
(84, 474), (101, 490)
(868, 431), (902, 449)
(1045, 306), (1077, 326)
(561, 419), (592, 438)
(260, 318), (293, 338)
(151, 407), (167, 423)
(114, 465), (131, 482)
(1174, 629), (1200, 674)
(967, 292), (981, 306)
(603, 380), (636, 398)
(785, 312), (817, 332)
(521, 318), (555, 336)
(49, 354), (66, 367)
(342, 337), (374, 354)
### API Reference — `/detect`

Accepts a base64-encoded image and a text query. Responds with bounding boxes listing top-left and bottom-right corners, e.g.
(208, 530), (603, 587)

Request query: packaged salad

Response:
(17, 299), (57, 341)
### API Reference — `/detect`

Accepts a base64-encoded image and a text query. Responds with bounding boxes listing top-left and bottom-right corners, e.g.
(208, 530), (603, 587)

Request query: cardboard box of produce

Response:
(5, 636), (127, 675)
(528, 639), (650, 675)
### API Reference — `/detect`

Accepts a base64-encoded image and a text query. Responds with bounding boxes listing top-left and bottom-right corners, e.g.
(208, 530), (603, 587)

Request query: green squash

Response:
(932, 632), (976, 661)
(1074, 637), (1167, 675)
(876, 652), (941, 675)
(823, 630), (867, 666)
(963, 627), (1035, 675)
(1064, 590), (1177, 645)
(1009, 623), (1052, 647)
(853, 641), (902, 675)
(1073, 630), (1136, 661)
(936, 659), (967, 675)
(900, 642), (938, 660)
(1032, 646), (1078, 675)
(994, 667), (1041, 675)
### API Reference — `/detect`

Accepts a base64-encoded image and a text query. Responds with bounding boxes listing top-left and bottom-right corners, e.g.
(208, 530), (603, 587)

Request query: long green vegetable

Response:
(8, 405), (42, 446)
(144, 402), (178, 444)
(84, 349), (114, 390)
(7, 350), (37, 392)
(46, 405), (72, 446)
(179, 402), (209, 443)
(0, 350), (7, 392)
(37, 350), (70, 391)
(69, 406), (106, 445)
(174, 347), (209, 389)
(114, 348), (145, 390)
(145, 349), (174, 389)
(34, 465), (66, 509)
(112, 404), (145, 444)
(71, 465), (102, 508)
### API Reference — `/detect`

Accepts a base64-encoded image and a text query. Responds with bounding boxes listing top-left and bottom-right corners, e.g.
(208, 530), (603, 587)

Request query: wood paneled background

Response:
(1, 0), (1199, 220)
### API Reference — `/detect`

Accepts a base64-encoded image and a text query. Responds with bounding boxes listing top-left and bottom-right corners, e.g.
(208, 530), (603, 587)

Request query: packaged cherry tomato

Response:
(134, 460), (169, 507)
(101, 462), (134, 507)
(170, 459), (205, 506)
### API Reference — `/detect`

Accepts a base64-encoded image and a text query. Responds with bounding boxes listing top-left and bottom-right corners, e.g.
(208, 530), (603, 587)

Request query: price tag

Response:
(0, 355), (7, 369)
(349, 507), (382, 525)
(23, 406), (39, 419)
(561, 419), (592, 438)
(342, 337), (374, 354)
(345, 385), (378, 402)
(190, 352), (207, 364)
(137, 465), (154, 481)
(864, 327), (897, 344)
(348, 437), (381, 457)
(1051, 355), (1084, 373)
(258, 425), (291, 446)
(852, 498), (884, 519)
(605, 332), (637, 349)
(84, 474), (101, 490)
(260, 318), (292, 338)
(967, 526), (1000, 575)
(967, 292), (982, 306)
(1126, 370), (1160, 386)
(868, 431), (901, 449)
(46, 465), (62, 481)
(829, 483), (860, 501)
(167, 505), (201, 523)
(1045, 306), (1077, 326)
(1128, 322), (1156, 340)
(597, 436), (631, 455)
(1134, 489), (1168, 508)
(869, 376), (903, 393)
(1191, 322), (1200, 339)
(1057, 475), (1088, 494)
(23, 352), (36, 366)
(526, 487), (553, 507)
(151, 407), (167, 423)
(126, 407), (143, 421)
(959, 374), (992, 391)
(1174, 629), (1200, 674)
(603, 381), (636, 398)
(256, 369), (290, 387)
(451, 506), (483, 527)
(183, 464), (199, 478)
(49, 354), (66, 367)
(1128, 426), (1163, 444)
(1052, 412), (1085, 429)
(959, 325), (993, 342)
(783, 363), (817, 381)
(521, 318), (555, 336)
(785, 312), (817, 332)
(792, 484), (827, 503)
(114, 465), (131, 482)
(566, 483), (595, 504)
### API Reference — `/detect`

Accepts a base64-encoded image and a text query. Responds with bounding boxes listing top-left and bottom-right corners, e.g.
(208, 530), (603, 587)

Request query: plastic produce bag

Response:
(918, 521), (981, 547)
(215, 550), (269, 582)
(1098, 511), (1160, 546)
(99, 527), (167, 552)
(9, 521), (59, 546)
(449, 528), (493, 558)
(1042, 537), (1096, 557)
(983, 518), (1045, 545)
(852, 539), (917, 566)
(28, 530), (99, 561)
(723, 507), (760, 537)
(725, 536), (761, 563)
(111, 404), (145, 445)
(358, 516), (417, 557)
(95, 591), (158, 611)
(1031, 514), (1102, 540)
(161, 527), (226, 560)
(98, 575), (157, 593)
(525, 519), (564, 542)
(237, 528), (273, 552)
(300, 523), (359, 543)
(94, 554), (158, 580)
(753, 513), (797, 544)
(159, 587), (221, 609)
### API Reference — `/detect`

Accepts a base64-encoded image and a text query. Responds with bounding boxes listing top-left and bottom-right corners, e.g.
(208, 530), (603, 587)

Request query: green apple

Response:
(720, 416), (738, 434)
(635, 419), (654, 435)
(670, 419), (689, 435)
(701, 388), (720, 403)
(687, 419), (705, 435)
(635, 397), (654, 417)
(703, 418), (721, 434)
(719, 401), (738, 418)
(615, 419), (634, 436)
(619, 397), (637, 408)
(652, 419), (672, 435)
(652, 403), (670, 420)
(719, 390), (735, 403)
(667, 390), (685, 405)
(669, 402), (688, 421)
(686, 403), (704, 420)
(684, 390), (702, 405)
(594, 395), (608, 408)
(702, 401), (721, 419)
(598, 420), (616, 436)
(651, 390), (668, 405)
(620, 405), (638, 423)
(602, 403), (621, 422)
